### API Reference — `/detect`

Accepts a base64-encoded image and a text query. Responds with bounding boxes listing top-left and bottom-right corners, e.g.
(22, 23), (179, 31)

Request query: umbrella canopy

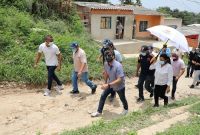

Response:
(147, 25), (189, 52)
(152, 41), (174, 50)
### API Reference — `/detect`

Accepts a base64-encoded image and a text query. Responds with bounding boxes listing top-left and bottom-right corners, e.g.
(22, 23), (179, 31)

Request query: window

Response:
(100, 17), (111, 29)
(139, 21), (148, 32)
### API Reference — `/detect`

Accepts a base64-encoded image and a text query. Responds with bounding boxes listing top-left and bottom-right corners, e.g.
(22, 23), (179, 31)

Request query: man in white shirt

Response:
(34, 35), (63, 96)
(171, 53), (185, 100)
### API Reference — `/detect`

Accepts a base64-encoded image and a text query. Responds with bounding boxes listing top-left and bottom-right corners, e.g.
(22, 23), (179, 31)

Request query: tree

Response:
(120, 0), (142, 6)
(157, 6), (200, 25)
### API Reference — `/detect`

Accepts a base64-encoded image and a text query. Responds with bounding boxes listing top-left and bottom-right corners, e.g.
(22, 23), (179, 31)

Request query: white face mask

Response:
(46, 42), (53, 47)
(159, 60), (165, 65)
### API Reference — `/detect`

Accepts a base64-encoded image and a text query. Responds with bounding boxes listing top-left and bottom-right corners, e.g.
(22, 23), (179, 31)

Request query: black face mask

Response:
(106, 54), (113, 62)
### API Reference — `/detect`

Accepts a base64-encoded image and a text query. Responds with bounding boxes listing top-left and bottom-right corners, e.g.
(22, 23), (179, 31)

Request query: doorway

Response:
(116, 16), (125, 39)
(132, 20), (136, 39)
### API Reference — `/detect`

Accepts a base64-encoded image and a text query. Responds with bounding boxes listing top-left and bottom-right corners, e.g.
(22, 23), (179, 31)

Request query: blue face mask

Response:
(140, 52), (146, 56)
(159, 60), (165, 65)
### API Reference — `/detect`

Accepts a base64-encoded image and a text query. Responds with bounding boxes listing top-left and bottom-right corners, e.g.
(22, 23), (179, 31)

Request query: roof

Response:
(178, 26), (200, 36)
(74, 2), (132, 11)
(74, 2), (163, 15)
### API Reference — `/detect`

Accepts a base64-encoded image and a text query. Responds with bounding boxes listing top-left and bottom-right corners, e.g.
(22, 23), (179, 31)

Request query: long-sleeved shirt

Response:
(150, 62), (173, 86)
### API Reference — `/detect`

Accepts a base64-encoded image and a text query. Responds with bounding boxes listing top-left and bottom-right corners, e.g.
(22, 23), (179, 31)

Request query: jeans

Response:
(72, 71), (96, 91)
(138, 74), (154, 99)
(154, 85), (168, 106)
(97, 87), (128, 113)
(186, 62), (194, 77)
(192, 70), (200, 85)
(172, 76), (178, 98)
(47, 66), (62, 90)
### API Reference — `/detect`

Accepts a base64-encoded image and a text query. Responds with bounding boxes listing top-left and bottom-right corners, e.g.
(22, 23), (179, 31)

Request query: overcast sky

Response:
(109, 0), (200, 13)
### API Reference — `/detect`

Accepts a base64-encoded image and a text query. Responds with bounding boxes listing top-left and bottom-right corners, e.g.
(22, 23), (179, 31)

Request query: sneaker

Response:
(44, 89), (51, 96)
(91, 111), (102, 117)
(153, 104), (159, 107)
(70, 90), (80, 94)
(55, 87), (62, 95)
(91, 85), (97, 94)
(137, 98), (144, 103)
(58, 85), (64, 90)
(120, 110), (128, 115)
(190, 85), (195, 88)
(171, 96), (175, 100)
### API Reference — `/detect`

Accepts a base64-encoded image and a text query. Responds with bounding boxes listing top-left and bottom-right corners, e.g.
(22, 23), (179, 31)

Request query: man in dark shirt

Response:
(190, 48), (200, 88)
(186, 48), (195, 78)
(136, 46), (154, 102)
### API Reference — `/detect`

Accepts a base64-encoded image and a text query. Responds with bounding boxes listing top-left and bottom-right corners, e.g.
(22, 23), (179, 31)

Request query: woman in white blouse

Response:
(150, 54), (173, 107)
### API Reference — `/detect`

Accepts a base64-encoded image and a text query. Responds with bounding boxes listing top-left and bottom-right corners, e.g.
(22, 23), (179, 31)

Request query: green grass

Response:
(61, 96), (200, 135)
(156, 102), (200, 135)
(0, 6), (136, 85)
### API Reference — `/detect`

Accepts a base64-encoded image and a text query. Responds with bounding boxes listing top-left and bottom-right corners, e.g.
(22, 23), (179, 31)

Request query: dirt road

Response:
(0, 76), (199, 135)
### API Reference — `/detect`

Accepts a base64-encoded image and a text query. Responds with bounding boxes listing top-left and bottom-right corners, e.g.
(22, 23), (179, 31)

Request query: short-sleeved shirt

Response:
(138, 54), (155, 76)
(38, 43), (60, 66)
(104, 60), (125, 91)
(172, 59), (185, 76)
(73, 48), (88, 72)
(114, 50), (122, 63)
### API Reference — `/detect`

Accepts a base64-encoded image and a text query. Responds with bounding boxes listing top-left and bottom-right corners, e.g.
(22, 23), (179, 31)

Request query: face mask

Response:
(140, 52), (146, 56)
(72, 48), (77, 53)
(106, 55), (113, 62)
(159, 60), (165, 65)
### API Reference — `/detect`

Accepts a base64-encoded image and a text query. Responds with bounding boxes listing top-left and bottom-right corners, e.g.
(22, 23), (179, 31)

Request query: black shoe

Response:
(153, 104), (159, 107)
(137, 98), (144, 103)
(70, 90), (79, 94)
(135, 85), (139, 88)
(91, 85), (97, 94)
(190, 85), (195, 88)
(150, 93), (154, 98)
(164, 98), (168, 106)
(171, 96), (175, 100)
(185, 76), (189, 78)
(196, 82), (200, 86)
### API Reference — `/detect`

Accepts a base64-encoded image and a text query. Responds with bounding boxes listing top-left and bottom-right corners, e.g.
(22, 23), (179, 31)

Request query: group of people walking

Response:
(34, 35), (200, 117)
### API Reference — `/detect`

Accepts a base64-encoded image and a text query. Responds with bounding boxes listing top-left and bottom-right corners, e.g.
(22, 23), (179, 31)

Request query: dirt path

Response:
(0, 76), (199, 135)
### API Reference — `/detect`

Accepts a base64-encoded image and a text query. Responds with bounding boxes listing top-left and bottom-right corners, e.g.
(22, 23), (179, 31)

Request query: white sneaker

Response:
(54, 85), (64, 90)
(58, 85), (64, 90)
(91, 112), (102, 117)
(44, 89), (51, 96)
(55, 87), (62, 95)
(120, 110), (128, 115)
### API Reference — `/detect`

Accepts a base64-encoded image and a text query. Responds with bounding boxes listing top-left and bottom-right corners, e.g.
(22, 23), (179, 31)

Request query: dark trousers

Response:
(138, 74), (154, 99)
(186, 62), (194, 77)
(154, 85), (168, 106)
(172, 76), (178, 98)
(47, 66), (62, 90)
(145, 75), (154, 94)
(97, 87), (128, 113)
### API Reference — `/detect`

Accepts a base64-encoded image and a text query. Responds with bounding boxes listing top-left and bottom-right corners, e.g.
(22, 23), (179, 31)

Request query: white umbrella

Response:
(147, 25), (189, 52)
(152, 41), (174, 49)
